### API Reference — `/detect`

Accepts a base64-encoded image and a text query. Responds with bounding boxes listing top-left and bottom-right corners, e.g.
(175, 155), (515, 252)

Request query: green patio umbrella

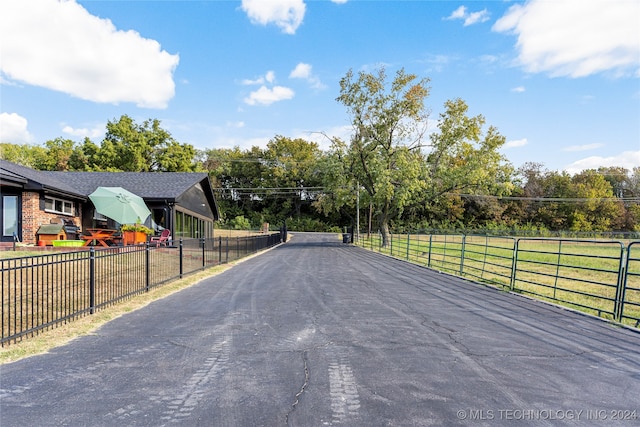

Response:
(88, 187), (151, 225)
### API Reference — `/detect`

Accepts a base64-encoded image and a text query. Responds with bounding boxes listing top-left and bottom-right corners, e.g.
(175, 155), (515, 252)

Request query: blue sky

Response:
(1, 0), (638, 174)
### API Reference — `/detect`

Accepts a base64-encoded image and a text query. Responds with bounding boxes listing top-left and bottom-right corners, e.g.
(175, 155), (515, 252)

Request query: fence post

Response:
(218, 236), (222, 265)
(145, 242), (150, 292)
(179, 239), (184, 278)
(428, 234), (433, 268)
(553, 240), (563, 299)
(89, 247), (96, 314)
(226, 237), (229, 263)
(614, 245), (628, 322)
(406, 232), (411, 261)
(460, 234), (466, 276)
(201, 238), (206, 269)
(510, 239), (519, 291)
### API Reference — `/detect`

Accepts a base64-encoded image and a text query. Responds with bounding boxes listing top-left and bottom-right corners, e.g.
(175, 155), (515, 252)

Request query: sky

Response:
(1, 0), (639, 175)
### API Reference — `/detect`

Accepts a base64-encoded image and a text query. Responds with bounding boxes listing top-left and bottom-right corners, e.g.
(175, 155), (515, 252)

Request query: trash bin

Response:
(342, 233), (351, 243)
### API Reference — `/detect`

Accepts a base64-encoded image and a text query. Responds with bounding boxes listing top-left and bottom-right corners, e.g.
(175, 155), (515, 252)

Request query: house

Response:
(0, 159), (220, 245)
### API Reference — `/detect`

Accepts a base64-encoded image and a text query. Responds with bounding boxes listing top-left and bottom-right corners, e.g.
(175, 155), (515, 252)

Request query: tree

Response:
(332, 67), (431, 246)
(570, 170), (625, 231)
(200, 146), (268, 225)
(41, 138), (78, 171)
(262, 136), (323, 218)
(0, 142), (48, 168)
(99, 115), (196, 172)
(424, 98), (512, 212)
(324, 68), (513, 245)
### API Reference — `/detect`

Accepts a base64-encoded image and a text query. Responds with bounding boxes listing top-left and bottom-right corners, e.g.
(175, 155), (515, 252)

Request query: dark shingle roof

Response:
(43, 171), (210, 200)
(0, 159), (84, 197)
(0, 160), (219, 219)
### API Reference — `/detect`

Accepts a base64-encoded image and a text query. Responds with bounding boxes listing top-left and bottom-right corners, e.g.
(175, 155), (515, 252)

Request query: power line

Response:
(213, 186), (325, 191)
(213, 186), (639, 203)
(455, 193), (640, 203)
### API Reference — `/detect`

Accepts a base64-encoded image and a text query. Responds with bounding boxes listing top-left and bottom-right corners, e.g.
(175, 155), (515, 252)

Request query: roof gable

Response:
(44, 171), (210, 199)
(0, 159), (84, 198)
(0, 161), (219, 220)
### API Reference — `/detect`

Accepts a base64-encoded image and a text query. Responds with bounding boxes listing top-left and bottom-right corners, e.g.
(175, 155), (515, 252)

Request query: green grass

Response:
(358, 233), (640, 328)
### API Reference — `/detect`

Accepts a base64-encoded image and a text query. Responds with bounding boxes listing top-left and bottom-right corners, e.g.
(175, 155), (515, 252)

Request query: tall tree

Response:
(424, 98), (512, 209)
(100, 115), (196, 172)
(325, 68), (512, 245)
(333, 67), (431, 246)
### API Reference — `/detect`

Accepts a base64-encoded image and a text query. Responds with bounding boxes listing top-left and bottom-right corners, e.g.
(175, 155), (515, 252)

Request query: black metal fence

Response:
(1, 233), (281, 346)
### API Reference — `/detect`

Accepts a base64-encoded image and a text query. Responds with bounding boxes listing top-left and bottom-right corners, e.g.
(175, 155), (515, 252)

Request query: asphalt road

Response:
(1, 232), (639, 426)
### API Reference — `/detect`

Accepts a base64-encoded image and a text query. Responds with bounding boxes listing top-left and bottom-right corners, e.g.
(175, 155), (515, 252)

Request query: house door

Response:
(1, 193), (21, 243)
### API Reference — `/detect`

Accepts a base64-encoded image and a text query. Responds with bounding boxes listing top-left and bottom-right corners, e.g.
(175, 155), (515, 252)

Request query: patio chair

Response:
(150, 229), (171, 247)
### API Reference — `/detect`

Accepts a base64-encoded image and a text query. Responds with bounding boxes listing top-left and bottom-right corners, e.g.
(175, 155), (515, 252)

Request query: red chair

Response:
(150, 229), (171, 247)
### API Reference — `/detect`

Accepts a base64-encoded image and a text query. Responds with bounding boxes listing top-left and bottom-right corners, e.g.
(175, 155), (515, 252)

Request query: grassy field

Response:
(358, 233), (640, 328)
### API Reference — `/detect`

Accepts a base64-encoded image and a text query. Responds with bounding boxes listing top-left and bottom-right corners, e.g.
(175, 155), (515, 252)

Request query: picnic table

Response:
(82, 229), (121, 247)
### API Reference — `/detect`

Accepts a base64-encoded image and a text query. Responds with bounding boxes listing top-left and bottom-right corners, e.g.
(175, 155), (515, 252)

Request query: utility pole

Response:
(356, 181), (360, 241)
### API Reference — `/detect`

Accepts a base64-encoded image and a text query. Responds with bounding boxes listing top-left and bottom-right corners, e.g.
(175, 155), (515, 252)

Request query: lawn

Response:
(357, 233), (640, 327)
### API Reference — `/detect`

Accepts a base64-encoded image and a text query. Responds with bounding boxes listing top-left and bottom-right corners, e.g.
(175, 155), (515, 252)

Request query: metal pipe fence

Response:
(1, 233), (281, 346)
(357, 232), (640, 329)
(622, 242), (640, 326)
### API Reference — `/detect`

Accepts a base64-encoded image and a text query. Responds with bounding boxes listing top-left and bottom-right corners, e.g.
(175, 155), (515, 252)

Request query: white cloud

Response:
(449, 6), (466, 19)
(563, 143), (605, 152)
(331, 0), (348, 4)
(503, 138), (528, 149)
(241, 0), (306, 35)
(244, 85), (295, 106)
(290, 63), (312, 79)
(493, 0), (640, 78)
(242, 71), (276, 86)
(511, 86), (526, 93)
(61, 124), (104, 139)
(242, 77), (265, 86)
(445, 5), (490, 26)
(0, 0), (179, 108)
(265, 71), (276, 84)
(289, 63), (325, 89)
(0, 113), (35, 144)
(564, 150), (640, 174)
(0, 76), (18, 86)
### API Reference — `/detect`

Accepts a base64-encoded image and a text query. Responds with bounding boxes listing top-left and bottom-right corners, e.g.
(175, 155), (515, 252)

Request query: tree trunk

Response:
(380, 201), (390, 247)
(380, 219), (390, 248)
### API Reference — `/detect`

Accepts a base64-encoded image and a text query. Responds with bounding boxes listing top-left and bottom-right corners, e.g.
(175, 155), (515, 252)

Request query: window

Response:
(44, 196), (74, 216)
(175, 209), (213, 239)
(3, 196), (18, 237)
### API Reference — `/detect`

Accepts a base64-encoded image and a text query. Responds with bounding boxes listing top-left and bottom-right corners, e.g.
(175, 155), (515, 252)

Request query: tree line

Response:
(2, 68), (638, 242)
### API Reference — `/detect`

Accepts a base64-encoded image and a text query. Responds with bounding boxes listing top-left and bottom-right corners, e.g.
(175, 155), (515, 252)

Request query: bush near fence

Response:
(356, 232), (640, 329)
(1, 233), (281, 346)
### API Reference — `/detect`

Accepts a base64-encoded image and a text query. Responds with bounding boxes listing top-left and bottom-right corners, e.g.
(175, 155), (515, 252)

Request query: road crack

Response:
(285, 350), (309, 426)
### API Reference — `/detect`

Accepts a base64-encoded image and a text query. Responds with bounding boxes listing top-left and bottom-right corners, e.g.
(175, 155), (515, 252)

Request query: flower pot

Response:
(123, 230), (148, 245)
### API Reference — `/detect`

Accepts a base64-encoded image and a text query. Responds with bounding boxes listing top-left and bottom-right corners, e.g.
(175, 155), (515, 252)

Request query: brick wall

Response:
(21, 192), (82, 245)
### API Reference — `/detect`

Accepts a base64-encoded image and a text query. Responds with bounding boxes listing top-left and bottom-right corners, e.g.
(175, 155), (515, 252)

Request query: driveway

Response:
(1, 232), (639, 426)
